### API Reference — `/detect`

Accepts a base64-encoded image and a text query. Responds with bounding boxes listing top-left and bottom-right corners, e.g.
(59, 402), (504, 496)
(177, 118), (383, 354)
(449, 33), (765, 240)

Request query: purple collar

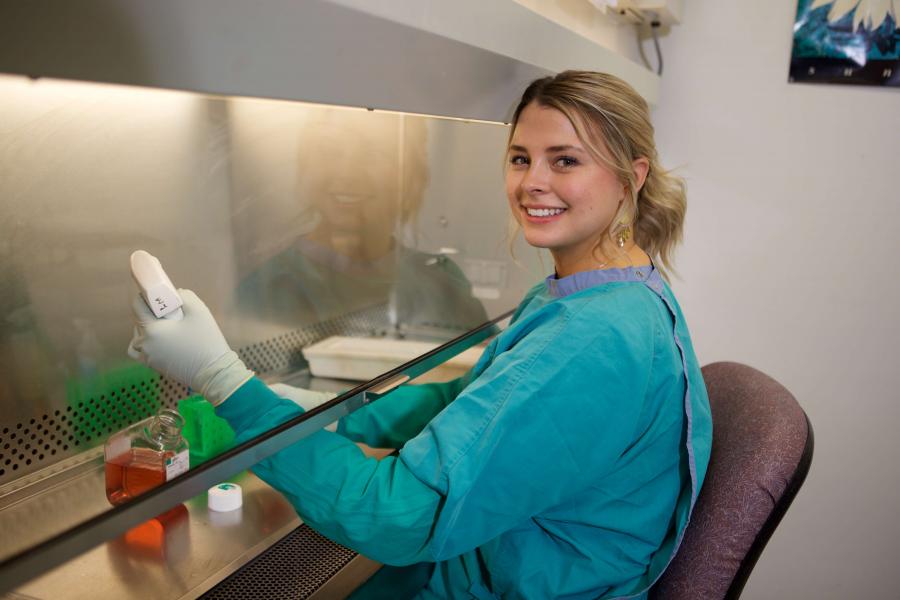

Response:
(545, 265), (663, 298)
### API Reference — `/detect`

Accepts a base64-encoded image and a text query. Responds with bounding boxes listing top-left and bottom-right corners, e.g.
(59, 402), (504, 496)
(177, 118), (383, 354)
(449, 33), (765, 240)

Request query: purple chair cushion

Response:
(649, 362), (812, 599)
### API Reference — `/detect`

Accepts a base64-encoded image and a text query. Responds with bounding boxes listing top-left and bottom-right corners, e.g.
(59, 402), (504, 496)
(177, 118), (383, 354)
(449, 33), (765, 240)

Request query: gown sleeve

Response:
(337, 376), (470, 448)
(216, 377), (444, 565)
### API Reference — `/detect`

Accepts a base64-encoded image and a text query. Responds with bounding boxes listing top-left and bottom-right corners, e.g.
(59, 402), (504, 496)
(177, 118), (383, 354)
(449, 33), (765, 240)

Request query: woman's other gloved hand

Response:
(268, 383), (338, 431)
(128, 289), (253, 406)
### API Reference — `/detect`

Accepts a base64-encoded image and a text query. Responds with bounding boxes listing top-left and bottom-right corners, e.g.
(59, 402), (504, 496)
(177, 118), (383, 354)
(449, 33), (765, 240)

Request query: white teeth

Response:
(526, 207), (565, 217)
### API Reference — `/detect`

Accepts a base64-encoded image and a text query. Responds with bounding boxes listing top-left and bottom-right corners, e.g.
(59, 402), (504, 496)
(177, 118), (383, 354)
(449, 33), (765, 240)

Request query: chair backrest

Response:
(649, 361), (814, 600)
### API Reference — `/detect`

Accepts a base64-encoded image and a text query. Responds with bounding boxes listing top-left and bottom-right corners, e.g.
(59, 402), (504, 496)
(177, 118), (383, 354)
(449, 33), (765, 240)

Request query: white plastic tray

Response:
(301, 336), (483, 383)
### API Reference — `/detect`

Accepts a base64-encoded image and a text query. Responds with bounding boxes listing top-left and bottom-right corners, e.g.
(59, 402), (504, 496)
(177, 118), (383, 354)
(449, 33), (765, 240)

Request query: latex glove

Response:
(269, 382), (338, 432)
(128, 289), (254, 406)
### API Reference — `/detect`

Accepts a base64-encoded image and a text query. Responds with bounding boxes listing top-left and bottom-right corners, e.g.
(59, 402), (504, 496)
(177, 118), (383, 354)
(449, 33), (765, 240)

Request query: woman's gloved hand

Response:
(128, 289), (254, 406)
(268, 383), (338, 431)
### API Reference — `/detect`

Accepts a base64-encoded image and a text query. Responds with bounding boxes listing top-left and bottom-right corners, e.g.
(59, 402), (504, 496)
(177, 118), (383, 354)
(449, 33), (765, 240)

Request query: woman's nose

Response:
(521, 165), (548, 195)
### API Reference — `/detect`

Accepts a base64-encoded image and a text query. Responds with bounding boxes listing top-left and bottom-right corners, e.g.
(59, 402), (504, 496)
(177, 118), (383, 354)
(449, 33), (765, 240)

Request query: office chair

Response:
(649, 361), (814, 600)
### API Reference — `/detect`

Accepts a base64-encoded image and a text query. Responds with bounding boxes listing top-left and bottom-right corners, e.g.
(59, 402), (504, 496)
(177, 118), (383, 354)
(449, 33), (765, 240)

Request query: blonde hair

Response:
(508, 70), (686, 278)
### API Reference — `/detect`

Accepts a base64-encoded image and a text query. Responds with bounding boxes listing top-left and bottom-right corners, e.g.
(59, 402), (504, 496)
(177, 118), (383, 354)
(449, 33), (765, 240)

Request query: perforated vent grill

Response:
(0, 303), (390, 487)
(0, 376), (188, 483)
(201, 525), (357, 599)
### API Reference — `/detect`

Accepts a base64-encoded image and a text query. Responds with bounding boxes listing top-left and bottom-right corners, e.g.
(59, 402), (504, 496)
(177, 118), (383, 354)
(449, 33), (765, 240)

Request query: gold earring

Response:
(616, 224), (632, 249)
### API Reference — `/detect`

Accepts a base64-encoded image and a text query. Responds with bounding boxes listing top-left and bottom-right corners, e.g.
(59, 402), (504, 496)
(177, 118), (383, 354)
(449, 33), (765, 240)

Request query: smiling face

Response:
(300, 109), (402, 260)
(505, 102), (629, 276)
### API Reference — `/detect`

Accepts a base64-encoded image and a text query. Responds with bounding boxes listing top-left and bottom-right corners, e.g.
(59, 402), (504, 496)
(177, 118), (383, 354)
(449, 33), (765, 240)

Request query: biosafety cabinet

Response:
(0, 2), (658, 597)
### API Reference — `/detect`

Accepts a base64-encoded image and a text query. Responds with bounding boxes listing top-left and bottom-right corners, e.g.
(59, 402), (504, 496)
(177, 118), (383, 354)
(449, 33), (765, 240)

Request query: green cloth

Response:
(216, 265), (712, 599)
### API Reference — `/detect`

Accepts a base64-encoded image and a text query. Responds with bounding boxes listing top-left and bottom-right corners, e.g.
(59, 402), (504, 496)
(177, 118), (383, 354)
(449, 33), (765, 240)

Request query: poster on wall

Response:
(790, 0), (900, 86)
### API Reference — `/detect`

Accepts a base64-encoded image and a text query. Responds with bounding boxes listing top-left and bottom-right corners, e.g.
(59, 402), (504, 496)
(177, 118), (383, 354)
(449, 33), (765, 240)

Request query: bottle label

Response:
(164, 449), (190, 481)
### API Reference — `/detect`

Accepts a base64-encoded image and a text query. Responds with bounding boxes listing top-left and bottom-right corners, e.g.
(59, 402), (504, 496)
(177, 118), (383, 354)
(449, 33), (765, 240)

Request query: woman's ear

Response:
(632, 157), (650, 193)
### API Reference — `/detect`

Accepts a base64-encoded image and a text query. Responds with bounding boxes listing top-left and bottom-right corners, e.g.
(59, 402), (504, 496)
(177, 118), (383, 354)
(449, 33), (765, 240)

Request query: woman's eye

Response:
(554, 156), (578, 168)
(509, 155), (529, 166)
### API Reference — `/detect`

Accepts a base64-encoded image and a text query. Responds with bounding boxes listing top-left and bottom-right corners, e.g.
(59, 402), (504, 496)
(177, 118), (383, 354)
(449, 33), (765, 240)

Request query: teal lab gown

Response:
(216, 265), (712, 599)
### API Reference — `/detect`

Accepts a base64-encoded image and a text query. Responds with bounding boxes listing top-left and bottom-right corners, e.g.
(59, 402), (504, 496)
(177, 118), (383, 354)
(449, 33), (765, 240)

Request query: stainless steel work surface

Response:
(5, 470), (303, 600)
(0, 372), (356, 565)
(4, 440), (393, 600)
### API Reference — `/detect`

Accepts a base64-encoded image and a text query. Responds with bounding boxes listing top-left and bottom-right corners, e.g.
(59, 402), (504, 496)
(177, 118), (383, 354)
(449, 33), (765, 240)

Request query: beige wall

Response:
(651, 2), (900, 597)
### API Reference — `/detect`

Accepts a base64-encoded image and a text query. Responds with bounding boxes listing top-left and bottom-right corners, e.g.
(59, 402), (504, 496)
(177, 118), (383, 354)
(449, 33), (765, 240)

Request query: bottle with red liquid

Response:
(105, 409), (190, 505)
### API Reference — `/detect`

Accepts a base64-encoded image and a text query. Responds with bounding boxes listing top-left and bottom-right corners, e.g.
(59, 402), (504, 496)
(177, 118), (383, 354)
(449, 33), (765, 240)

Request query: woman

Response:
(129, 71), (712, 599)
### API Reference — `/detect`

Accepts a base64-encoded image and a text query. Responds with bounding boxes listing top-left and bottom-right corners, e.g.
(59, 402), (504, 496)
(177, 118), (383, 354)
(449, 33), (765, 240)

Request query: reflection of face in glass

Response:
(230, 103), (491, 345)
(298, 110), (402, 262)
